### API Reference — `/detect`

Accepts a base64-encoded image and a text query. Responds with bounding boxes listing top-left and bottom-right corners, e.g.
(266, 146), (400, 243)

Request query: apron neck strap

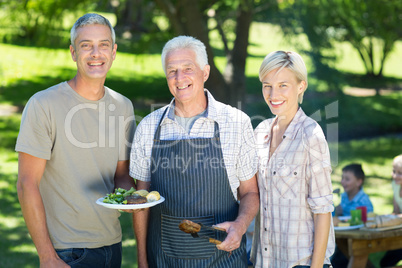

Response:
(154, 107), (220, 140)
(154, 108), (169, 140)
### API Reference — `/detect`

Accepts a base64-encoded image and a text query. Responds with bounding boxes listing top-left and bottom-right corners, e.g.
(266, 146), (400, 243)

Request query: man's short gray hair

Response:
(161, 35), (209, 74)
(70, 13), (115, 48)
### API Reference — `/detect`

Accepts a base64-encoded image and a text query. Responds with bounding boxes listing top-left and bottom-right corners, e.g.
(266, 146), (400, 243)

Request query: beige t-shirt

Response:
(16, 82), (135, 249)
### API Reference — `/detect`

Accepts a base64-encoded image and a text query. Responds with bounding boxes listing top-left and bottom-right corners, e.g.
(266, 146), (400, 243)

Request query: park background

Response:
(0, 0), (401, 267)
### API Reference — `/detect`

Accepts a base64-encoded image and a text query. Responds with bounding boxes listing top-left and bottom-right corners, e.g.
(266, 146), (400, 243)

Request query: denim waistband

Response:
(293, 264), (332, 268)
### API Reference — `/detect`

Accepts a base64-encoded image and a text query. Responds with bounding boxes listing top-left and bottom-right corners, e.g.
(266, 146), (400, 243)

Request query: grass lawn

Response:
(0, 21), (401, 267)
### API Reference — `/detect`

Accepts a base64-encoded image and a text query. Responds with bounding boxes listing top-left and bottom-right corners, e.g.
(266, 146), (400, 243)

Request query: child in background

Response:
(380, 154), (402, 268)
(331, 163), (374, 268)
(334, 163), (374, 216)
(391, 154), (402, 214)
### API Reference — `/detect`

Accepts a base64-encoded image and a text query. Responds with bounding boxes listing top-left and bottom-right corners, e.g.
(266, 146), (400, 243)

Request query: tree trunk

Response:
(180, 0), (231, 102)
(114, 0), (146, 33)
(153, 0), (184, 34)
(224, 0), (254, 108)
(355, 43), (374, 77)
(378, 38), (395, 78)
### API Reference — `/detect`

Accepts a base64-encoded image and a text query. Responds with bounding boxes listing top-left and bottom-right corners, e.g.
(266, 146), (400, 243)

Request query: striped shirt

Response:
(251, 108), (335, 268)
(129, 89), (258, 199)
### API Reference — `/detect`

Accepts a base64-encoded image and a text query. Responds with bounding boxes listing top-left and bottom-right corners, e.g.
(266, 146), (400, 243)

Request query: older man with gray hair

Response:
(131, 35), (259, 267)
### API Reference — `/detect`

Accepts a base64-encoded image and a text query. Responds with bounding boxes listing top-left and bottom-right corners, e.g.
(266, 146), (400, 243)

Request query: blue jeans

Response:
(56, 242), (122, 268)
(294, 265), (332, 268)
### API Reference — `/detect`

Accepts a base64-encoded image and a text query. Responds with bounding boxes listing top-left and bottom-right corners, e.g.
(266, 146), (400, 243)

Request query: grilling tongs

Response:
(179, 219), (226, 245)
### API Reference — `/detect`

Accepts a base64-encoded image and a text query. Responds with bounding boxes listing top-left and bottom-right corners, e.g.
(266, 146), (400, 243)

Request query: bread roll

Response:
(366, 214), (402, 228)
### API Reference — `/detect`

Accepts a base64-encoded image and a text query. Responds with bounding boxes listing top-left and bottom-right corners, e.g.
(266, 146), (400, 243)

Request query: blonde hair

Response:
(259, 51), (308, 104)
(393, 154), (402, 169)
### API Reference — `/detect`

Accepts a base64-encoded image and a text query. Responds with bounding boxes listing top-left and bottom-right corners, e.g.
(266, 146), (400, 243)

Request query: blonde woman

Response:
(251, 51), (335, 268)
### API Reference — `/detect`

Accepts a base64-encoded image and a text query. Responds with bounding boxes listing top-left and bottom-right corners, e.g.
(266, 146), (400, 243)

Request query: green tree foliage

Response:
(0, 0), (99, 46)
(106, 0), (171, 54)
(277, 0), (402, 78)
(0, 0), (276, 105)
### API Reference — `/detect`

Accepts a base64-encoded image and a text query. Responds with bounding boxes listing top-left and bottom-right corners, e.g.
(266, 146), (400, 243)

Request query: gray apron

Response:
(147, 109), (247, 267)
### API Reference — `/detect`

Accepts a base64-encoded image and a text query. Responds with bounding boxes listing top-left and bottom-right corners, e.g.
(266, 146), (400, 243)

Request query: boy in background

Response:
(331, 163), (374, 268)
(334, 163), (373, 216)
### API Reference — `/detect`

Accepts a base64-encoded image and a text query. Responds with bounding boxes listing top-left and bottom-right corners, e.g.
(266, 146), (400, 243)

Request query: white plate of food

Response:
(96, 196), (165, 210)
(338, 216), (374, 221)
(333, 216), (365, 231)
(334, 224), (364, 231)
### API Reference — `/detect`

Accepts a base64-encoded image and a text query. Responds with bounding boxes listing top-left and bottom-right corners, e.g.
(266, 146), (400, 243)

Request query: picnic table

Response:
(335, 225), (402, 268)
